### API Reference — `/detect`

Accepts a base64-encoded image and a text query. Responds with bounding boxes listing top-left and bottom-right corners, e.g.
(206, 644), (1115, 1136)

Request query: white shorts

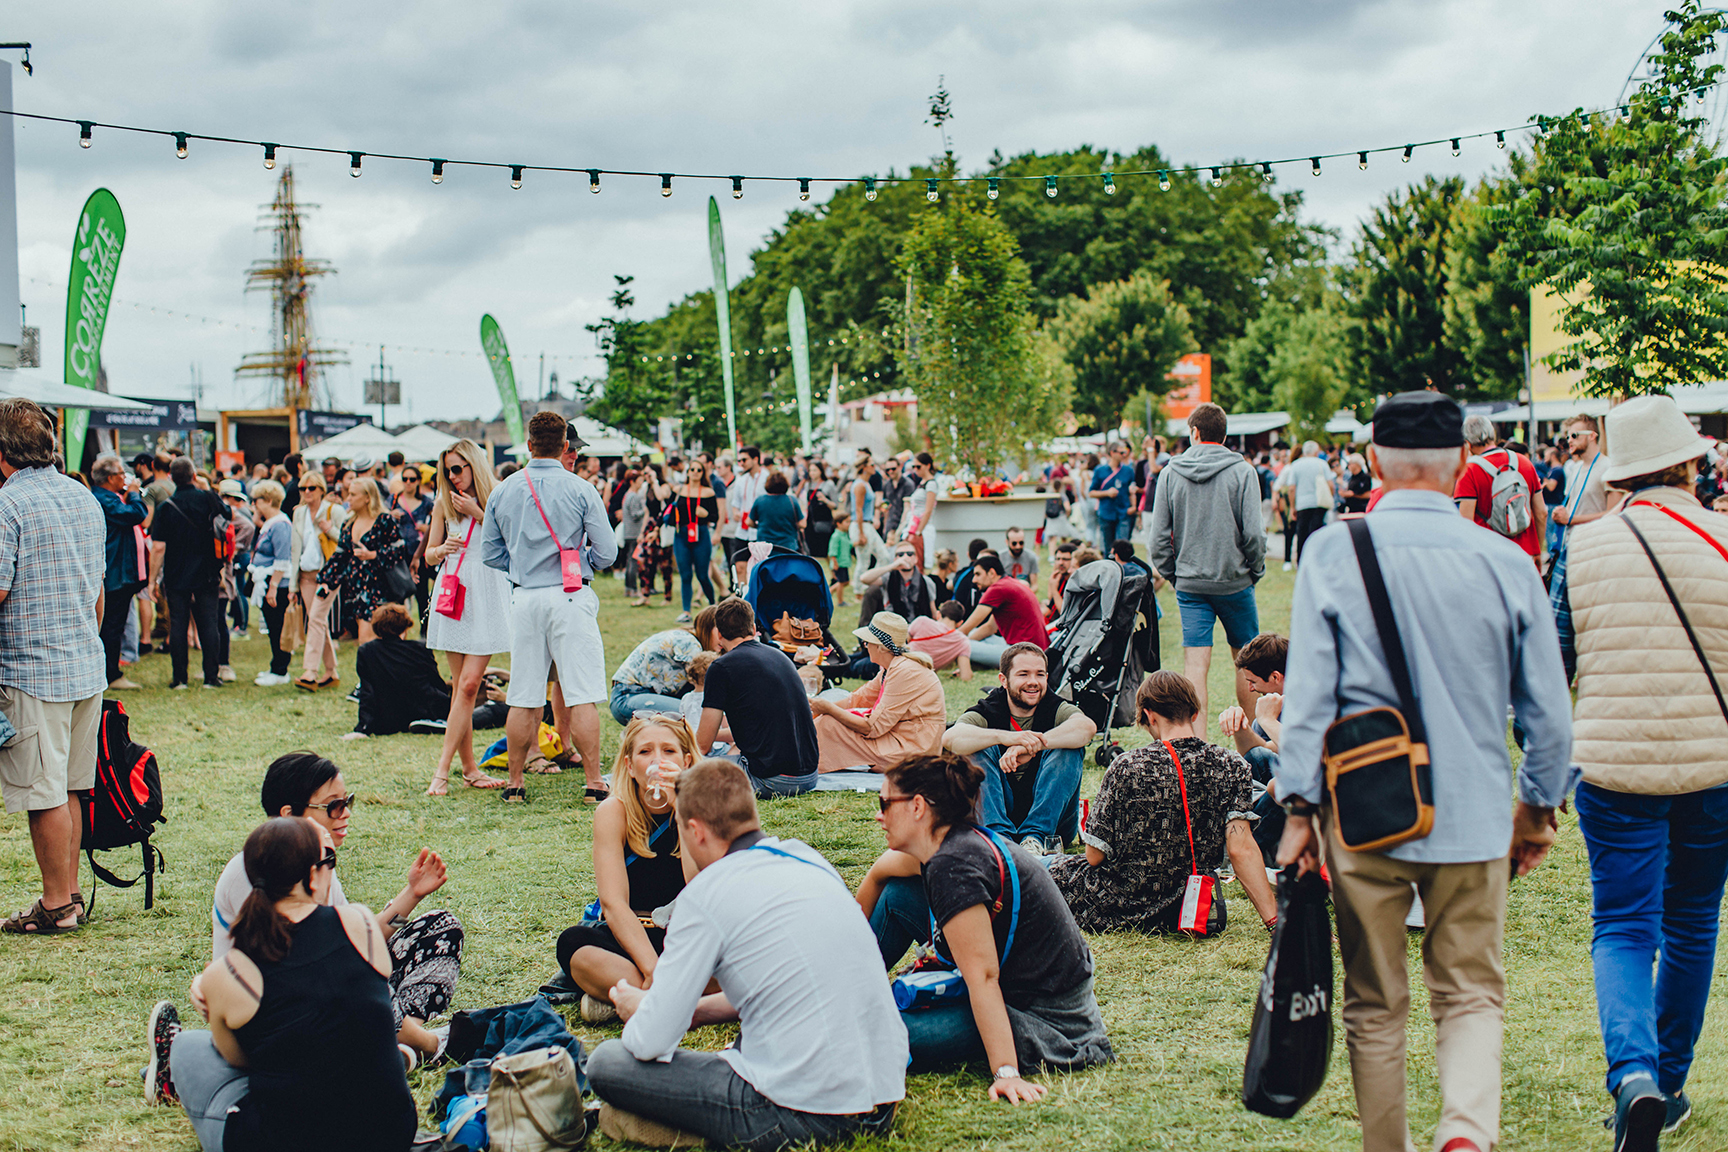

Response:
(0, 687), (100, 814)
(505, 585), (605, 708)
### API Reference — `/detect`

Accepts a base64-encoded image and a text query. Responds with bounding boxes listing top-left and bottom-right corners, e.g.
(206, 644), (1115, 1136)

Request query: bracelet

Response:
(1283, 797), (1319, 817)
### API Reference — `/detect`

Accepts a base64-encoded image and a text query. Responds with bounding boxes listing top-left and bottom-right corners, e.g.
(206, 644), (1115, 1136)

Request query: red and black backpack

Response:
(80, 699), (166, 909)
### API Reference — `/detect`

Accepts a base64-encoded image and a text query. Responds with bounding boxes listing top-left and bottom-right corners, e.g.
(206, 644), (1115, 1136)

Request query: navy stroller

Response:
(1045, 559), (1160, 765)
(743, 547), (845, 658)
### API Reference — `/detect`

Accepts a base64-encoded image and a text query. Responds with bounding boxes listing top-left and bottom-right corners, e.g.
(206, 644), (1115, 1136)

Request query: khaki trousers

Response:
(297, 572), (338, 681)
(1324, 814), (1509, 1152)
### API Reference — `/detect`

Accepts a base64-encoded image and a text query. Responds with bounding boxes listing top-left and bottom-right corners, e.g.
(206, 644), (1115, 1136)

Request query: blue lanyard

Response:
(1562, 454), (1598, 533)
(930, 827), (1022, 967)
(624, 814), (674, 868)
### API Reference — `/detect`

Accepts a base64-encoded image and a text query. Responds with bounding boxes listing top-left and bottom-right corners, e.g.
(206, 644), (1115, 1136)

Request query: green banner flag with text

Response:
(479, 314), (523, 449)
(63, 188), (126, 466)
(707, 197), (738, 452)
(787, 287), (813, 455)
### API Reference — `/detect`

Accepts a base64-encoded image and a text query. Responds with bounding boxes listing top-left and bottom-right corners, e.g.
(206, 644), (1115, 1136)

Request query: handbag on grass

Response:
(890, 827), (1020, 1011)
(487, 1046), (585, 1152)
(1323, 519), (1434, 853)
(1166, 739), (1226, 936)
(436, 519), (476, 620)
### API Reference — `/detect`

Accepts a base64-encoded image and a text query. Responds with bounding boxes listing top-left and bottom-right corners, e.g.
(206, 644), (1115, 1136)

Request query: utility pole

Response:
(364, 345), (400, 431)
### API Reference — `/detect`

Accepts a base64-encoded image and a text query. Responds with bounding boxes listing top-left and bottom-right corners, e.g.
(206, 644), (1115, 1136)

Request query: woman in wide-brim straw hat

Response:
(1563, 392), (1728, 1147)
(810, 611), (946, 773)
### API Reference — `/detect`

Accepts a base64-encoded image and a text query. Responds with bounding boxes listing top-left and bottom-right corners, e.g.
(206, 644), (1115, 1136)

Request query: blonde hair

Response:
(435, 439), (498, 525)
(687, 651), (718, 689)
(611, 715), (699, 858)
(250, 479), (286, 509)
(350, 477), (386, 519)
(898, 650), (935, 670)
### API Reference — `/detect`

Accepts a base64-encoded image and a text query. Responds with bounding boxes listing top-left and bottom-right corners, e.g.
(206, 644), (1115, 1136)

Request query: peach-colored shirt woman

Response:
(813, 653), (946, 773)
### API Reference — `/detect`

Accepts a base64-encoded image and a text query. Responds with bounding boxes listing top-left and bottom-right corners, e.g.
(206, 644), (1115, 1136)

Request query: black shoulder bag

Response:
(1322, 519), (1435, 852)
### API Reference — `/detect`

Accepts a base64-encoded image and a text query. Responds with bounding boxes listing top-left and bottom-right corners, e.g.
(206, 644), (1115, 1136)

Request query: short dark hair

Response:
(1054, 541), (1077, 556)
(260, 751), (341, 817)
(386, 451), (405, 468)
(938, 600), (966, 622)
(967, 538), (990, 560)
(1189, 402), (1228, 444)
(916, 452), (934, 468)
(132, 453), (157, 472)
(1137, 670), (1200, 725)
(765, 471), (789, 494)
(972, 554), (1004, 577)
(371, 604), (414, 639)
(741, 445), (762, 462)
(676, 757), (760, 842)
(528, 411), (567, 457)
(883, 752), (982, 828)
(999, 643), (1048, 676)
(1110, 539), (1136, 562)
(283, 453), (303, 476)
(713, 596), (755, 641)
(1234, 633), (1289, 680)
(0, 399), (57, 470)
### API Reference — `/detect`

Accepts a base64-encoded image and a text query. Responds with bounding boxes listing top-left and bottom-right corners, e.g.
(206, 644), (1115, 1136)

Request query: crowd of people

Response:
(1, 384), (1725, 1152)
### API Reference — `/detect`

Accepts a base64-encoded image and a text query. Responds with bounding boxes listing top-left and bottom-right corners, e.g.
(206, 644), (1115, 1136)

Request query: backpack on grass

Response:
(80, 699), (166, 911)
(1470, 452), (1533, 538)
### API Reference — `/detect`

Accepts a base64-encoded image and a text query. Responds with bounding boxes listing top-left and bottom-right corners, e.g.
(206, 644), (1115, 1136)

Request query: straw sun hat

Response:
(1603, 394), (1708, 483)
(854, 612), (911, 654)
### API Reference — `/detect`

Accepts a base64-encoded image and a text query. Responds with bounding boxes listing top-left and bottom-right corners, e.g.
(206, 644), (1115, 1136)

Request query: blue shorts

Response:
(1176, 587), (1260, 650)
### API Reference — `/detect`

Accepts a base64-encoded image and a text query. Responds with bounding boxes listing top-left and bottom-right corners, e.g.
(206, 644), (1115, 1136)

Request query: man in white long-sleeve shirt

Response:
(589, 758), (907, 1151)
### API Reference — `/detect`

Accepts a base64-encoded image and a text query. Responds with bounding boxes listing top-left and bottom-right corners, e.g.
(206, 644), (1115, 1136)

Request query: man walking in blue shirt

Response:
(1086, 441), (1136, 550)
(480, 411), (617, 803)
(1274, 392), (1574, 1152)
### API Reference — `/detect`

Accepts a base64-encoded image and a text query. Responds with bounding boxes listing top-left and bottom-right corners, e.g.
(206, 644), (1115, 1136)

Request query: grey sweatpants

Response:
(172, 1031), (248, 1152)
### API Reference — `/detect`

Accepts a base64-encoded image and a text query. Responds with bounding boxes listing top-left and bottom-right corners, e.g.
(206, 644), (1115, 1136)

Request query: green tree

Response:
(1442, 175), (1530, 400)
(1269, 302), (1351, 443)
(898, 197), (1065, 475)
(1495, 1), (1728, 396)
(1048, 270), (1194, 432)
(583, 276), (665, 441)
(1345, 175), (1466, 395)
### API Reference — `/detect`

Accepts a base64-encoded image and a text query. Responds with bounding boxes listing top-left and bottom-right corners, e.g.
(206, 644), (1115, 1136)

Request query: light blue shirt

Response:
(479, 458), (617, 588)
(1276, 489), (1576, 864)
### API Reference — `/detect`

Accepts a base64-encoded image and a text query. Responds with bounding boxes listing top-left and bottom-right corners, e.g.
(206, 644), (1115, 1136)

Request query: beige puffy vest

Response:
(1567, 486), (1728, 794)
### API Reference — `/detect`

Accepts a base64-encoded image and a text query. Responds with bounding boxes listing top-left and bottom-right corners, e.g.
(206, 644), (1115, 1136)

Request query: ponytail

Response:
(230, 816), (321, 963)
(883, 751), (983, 828)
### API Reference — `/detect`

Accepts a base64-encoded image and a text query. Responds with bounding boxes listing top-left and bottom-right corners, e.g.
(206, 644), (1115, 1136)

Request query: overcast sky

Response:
(2, 1), (1678, 421)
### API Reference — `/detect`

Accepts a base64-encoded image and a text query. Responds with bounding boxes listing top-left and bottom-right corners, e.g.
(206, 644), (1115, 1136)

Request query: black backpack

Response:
(80, 699), (167, 910)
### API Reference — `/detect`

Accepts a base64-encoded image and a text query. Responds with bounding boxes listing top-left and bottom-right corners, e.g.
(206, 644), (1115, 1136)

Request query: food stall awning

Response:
(0, 370), (156, 411)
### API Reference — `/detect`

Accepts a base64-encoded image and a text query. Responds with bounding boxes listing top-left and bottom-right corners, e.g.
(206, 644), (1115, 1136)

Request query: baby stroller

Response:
(743, 547), (848, 670)
(1046, 559), (1159, 766)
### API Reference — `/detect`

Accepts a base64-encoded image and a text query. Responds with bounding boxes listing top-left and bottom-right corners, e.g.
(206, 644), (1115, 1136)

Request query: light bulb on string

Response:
(1102, 172), (1115, 195)
(1358, 151), (1368, 170)
(509, 165), (523, 189)
(799, 177), (811, 201)
(430, 158), (444, 183)
(1402, 144), (1413, 162)
(987, 176), (1000, 199)
(1158, 170), (1170, 191)
(588, 169), (601, 194)
(1450, 138), (1460, 156)
(1260, 162), (1272, 182)
(78, 121), (92, 148)
(660, 173), (673, 197)
(349, 152), (363, 178)
(1044, 175), (1058, 198)
(1210, 167), (1222, 186)
(864, 176), (877, 201)
(1310, 156), (1321, 176)
(926, 178), (939, 202)
(1495, 131), (1505, 149)
(731, 176), (743, 199)
(174, 133), (188, 159)
(263, 143), (278, 169)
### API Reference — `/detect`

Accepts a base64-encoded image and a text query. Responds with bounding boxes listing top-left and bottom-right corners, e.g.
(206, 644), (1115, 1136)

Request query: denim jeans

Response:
(1095, 515), (1130, 551)
(1175, 586), (1260, 650)
(974, 744), (1081, 844)
(1242, 745), (1278, 786)
(967, 634), (1007, 669)
(608, 682), (687, 725)
(1575, 780), (1728, 1094)
(672, 529), (716, 613)
(171, 1031), (248, 1152)
(588, 1039), (896, 1152)
(867, 876), (991, 1070)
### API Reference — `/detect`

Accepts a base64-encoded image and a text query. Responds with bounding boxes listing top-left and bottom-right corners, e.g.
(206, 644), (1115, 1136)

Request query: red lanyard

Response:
(1163, 740), (1200, 877)
(1626, 499), (1728, 565)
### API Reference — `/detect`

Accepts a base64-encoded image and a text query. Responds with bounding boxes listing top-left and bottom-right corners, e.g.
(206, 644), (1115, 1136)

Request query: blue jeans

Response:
(1176, 586), (1260, 650)
(967, 634), (1007, 669)
(609, 682), (686, 725)
(975, 744), (1081, 844)
(672, 529), (716, 613)
(1576, 781), (1728, 1094)
(867, 876), (992, 1069)
(171, 1031), (249, 1152)
(1096, 515), (1130, 551)
(1242, 745), (1278, 786)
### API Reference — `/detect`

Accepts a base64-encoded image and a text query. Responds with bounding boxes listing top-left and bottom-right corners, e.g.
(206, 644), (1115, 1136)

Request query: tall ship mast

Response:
(235, 167), (345, 409)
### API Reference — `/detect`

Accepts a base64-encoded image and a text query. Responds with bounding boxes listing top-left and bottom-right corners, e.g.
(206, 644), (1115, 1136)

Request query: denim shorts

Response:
(1176, 587), (1260, 650)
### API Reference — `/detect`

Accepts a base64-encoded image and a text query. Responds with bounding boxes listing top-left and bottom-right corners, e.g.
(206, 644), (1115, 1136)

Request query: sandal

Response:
(292, 677), (320, 692)
(2, 898), (81, 935)
(71, 892), (87, 925)
(426, 773), (450, 797)
(502, 787), (528, 804)
(584, 784), (611, 804)
(315, 676), (340, 690)
(462, 772), (505, 790)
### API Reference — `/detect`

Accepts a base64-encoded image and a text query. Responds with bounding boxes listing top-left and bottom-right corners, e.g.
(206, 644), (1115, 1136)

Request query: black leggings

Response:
(556, 921), (666, 978)
(1294, 507), (1328, 563)
(260, 594), (290, 676)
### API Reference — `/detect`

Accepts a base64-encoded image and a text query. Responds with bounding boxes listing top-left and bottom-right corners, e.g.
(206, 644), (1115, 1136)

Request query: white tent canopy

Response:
(508, 416), (651, 458)
(1166, 410), (1291, 439)
(0, 369), (156, 411)
(303, 422), (404, 462)
(393, 424), (460, 461)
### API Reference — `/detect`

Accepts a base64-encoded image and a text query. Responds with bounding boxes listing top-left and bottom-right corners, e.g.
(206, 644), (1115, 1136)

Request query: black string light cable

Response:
(0, 87), (1705, 199)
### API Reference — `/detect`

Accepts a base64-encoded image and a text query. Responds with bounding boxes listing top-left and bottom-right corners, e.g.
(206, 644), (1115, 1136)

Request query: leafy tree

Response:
(583, 276), (664, 440)
(1442, 175), (1530, 400)
(1345, 175), (1466, 395)
(1048, 270), (1194, 432)
(1495, 1), (1728, 396)
(1269, 301), (1351, 443)
(898, 196), (1065, 475)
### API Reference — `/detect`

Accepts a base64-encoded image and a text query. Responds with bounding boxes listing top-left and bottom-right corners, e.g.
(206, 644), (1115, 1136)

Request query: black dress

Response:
(555, 811), (687, 973)
(318, 516), (408, 620)
(225, 905), (415, 1152)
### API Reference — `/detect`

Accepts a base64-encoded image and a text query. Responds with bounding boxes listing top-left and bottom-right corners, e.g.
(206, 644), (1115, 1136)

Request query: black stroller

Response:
(1046, 559), (1160, 765)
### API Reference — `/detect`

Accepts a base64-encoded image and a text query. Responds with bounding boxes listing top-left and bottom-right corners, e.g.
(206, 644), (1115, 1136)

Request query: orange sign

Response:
(1164, 353), (1211, 419)
(215, 450), (245, 475)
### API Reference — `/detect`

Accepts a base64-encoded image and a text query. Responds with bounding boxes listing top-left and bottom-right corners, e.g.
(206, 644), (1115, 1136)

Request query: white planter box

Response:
(925, 490), (1051, 558)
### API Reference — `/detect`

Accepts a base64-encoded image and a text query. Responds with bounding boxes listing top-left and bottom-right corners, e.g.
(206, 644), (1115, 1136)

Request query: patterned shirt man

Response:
(0, 466), (107, 703)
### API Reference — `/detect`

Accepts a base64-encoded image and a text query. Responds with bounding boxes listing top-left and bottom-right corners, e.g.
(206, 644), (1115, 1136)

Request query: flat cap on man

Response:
(1371, 392), (1464, 449)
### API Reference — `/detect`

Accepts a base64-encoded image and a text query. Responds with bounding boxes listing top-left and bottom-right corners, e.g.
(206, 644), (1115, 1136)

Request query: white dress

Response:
(424, 514), (513, 656)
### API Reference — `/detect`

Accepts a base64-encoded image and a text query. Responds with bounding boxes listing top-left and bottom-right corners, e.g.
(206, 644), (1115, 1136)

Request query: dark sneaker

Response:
(538, 971), (583, 1005)
(146, 1001), (181, 1104)
(1663, 1089), (1692, 1135)
(1611, 1073), (1664, 1152)
(408, 719), (449, 735)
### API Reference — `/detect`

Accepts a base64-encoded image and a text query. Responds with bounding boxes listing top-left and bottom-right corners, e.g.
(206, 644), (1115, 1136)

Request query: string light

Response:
(1102, 172), (1115, 195)
(1450, 137), (1460, 156)
(1158, 170), (1170, 191)
(263, 143), (277, 169)
(174, 132), (188, 159)
(1209, 166), (1222, 186)
(78, 120), (91, 148)
(799, 177), (811, 201)
(510, 165), (523, 189)
(430, 158), (444, 183)
(1310, 156), (1321, 176)
(926, 178), (939, 202)
(987, 176), (1000, 199)
(1495, 130), (1505, 149)
(349, 151), (363, 178)
(731, 175), (743, 199)
(1358, 151), (1367, 170)
(863, 176), (877, 201)
(660, 173), (673, 197)
(1260, 162), (1272, 181)
(1044, 175), (1057, 198)
(588, 169), (601, 193)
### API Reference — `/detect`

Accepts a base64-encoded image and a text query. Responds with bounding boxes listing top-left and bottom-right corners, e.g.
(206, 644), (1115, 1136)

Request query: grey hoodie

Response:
(1149, 443), (1265, 594)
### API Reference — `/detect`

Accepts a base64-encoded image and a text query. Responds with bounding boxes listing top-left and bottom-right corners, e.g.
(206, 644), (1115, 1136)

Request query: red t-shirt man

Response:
(961, 556), (1050, 649)
(1453, 446), (1543, 557)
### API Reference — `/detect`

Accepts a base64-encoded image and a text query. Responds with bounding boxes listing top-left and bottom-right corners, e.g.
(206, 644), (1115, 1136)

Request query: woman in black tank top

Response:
(554, 715), (699, 1023)
(167, 817), (414, 1152)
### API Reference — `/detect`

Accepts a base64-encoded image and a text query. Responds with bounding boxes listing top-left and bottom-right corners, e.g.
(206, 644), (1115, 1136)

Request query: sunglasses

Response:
(445, 463), (468, 475)
(305, 793), (356, 818)
(316, 848), (338, 871)
(878, 793), (916, 814)
(895, 550), (916, 558)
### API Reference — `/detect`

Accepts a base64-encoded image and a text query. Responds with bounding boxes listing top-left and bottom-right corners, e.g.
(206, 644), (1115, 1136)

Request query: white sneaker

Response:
(1282, 561), (1293, 572)
(254, 672), (290, 687)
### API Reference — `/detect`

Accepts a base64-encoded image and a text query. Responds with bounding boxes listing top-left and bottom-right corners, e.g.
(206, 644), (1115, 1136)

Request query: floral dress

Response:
(634, 490), (674, 599)
(318, 516), (408, 620)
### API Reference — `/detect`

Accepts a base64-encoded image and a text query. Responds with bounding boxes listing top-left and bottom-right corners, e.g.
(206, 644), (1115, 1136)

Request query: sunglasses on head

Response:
(305, 793), (356, 818)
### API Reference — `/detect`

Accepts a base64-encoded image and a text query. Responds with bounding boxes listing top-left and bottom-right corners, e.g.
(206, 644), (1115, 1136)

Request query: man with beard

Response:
(944, 643), (1097, 855)
(1004, 526), (1039, 585)
(1550, 413), (1610, 681)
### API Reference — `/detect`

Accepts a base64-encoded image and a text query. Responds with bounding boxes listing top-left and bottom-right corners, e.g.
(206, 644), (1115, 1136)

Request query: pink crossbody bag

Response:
(435, 518), (476, 620)
(525, 473), (583, 592)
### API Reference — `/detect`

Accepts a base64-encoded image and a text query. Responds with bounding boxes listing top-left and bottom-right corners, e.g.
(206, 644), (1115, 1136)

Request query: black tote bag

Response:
(1242, 867), (1334, 1118)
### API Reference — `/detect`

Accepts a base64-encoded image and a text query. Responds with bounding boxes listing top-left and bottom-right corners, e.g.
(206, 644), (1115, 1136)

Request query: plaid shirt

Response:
(0, 467), (107, 701)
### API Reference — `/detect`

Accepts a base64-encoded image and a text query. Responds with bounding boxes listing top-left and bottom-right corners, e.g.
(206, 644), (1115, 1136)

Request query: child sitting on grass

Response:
(908, 600), (973, 681)
(828, 509), (853, 605)
(682, 651), (732, 754)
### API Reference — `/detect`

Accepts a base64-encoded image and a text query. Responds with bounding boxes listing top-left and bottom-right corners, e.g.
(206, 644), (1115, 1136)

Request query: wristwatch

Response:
(1282, 797), (1319, 817)
(994, 1064), (1019, 1081)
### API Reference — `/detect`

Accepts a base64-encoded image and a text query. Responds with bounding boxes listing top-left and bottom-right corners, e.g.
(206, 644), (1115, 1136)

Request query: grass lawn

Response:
(0, 560), (1723, 1150)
